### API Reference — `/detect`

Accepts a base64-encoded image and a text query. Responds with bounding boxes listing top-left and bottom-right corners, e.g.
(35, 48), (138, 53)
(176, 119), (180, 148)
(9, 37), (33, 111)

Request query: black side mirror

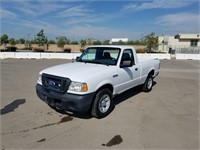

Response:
(120, 60), (132, 68)
(76, 56), (80, 61)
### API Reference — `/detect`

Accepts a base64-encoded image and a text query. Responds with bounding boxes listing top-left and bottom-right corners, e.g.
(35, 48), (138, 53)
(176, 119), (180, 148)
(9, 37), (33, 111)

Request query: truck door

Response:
(115, 49), (141, 94)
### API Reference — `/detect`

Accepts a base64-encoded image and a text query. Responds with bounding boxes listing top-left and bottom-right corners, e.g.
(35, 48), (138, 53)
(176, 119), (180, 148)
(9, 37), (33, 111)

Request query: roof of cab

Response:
(86, 45), (135, 49)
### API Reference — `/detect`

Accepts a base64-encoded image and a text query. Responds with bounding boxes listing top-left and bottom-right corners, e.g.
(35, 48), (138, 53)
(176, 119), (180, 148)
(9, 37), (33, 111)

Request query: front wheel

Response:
(91, 89), (114, 119)
(142, 75), (153, 92)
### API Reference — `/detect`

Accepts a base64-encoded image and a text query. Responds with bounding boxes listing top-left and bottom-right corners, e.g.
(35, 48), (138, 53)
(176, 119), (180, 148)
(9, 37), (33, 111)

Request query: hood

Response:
(40, 62), (111, 82)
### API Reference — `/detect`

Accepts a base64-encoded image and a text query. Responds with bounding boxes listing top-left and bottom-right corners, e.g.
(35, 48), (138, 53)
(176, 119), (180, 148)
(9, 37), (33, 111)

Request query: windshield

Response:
(77, 47), (121, 66)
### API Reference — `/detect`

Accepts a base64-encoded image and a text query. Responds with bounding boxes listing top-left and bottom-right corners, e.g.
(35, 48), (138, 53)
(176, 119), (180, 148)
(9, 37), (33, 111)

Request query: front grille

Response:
(42, 73), (71, 94)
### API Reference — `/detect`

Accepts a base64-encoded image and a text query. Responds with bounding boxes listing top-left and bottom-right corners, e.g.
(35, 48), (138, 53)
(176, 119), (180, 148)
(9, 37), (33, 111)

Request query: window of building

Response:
(190, 40), (198, 47)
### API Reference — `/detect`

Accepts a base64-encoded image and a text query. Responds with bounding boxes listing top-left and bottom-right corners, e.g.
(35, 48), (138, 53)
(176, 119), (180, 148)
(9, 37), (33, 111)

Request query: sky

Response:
(0, 0), (199, 41)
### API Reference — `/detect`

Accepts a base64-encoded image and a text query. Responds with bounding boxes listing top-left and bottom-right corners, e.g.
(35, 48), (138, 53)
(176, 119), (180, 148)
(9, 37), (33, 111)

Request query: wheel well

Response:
(149, 70), (155, 76)
(89, 84), (114, 112)
(96, 84), (113, 94)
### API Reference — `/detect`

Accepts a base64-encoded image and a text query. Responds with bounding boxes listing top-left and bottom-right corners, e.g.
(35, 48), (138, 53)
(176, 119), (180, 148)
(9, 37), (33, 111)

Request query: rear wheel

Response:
(142, 75), (153, 92)
(91, 88), (114, 119)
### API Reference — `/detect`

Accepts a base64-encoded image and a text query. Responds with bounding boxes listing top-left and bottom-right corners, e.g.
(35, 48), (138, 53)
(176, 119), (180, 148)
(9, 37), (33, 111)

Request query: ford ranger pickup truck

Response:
(36, 45), (160, 118)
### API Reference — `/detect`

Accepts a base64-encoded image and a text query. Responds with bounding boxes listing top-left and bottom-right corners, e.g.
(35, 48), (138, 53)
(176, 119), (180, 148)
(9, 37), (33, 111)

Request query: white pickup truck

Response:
(36, 45), (160, 118)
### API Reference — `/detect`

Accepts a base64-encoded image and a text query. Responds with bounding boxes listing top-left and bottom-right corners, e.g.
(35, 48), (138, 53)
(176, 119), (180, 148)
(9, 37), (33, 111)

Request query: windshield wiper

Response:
(78, 60), (109, 66)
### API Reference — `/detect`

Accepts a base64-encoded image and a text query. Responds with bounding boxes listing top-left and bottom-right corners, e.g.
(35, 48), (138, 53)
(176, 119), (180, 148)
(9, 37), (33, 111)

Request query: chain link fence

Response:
(167, 46), (200, 54)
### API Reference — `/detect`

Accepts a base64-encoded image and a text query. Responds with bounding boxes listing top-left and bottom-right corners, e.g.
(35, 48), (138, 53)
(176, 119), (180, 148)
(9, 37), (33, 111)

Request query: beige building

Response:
(110, 38), (128, 44)
(159, 34), (200, 53)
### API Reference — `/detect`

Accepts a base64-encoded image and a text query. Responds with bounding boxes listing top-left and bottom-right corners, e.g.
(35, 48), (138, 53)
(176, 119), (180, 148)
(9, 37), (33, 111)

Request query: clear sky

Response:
(0, 0), (199, 41)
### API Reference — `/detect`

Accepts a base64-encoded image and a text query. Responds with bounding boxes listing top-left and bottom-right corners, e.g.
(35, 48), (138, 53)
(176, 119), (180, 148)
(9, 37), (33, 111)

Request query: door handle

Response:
(135, 68), (138, 71)
(113, 74), (118, 78)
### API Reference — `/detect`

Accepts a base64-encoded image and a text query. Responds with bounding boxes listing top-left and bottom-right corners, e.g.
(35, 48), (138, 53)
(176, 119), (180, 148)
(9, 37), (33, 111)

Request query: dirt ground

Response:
(0, 59), (199, 149)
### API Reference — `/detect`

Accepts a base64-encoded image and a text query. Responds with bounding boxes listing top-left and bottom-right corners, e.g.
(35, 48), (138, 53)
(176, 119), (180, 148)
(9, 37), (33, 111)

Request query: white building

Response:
(159, 34), (200, 53)
(110, 38), (128, 44)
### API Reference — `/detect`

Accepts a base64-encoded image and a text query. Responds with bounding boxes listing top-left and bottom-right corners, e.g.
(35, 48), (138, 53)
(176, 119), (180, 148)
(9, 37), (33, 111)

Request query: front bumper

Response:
(36, 84), (95, 113)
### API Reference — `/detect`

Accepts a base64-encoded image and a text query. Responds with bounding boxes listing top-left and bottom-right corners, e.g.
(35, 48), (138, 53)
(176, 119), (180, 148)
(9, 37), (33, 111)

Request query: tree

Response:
(48, 39), (56, 44)
(103, 40), (110, 45)
(127, 40), (142, 45)
(80, 39), (86, 48)
(0, 34), (9, 45)
(117, 40), (126, 45)
(19, 38), (25, 44)
(93, 40), (102, 45)
(9, 38), (16, 46)
(71, 40), (79, 45)
(30, 39), (36, 44)
(56, 36), (70, 48)
(35, 29), (48, 46)
(141, 32), (158, 51)
(15, 40), (20, 44)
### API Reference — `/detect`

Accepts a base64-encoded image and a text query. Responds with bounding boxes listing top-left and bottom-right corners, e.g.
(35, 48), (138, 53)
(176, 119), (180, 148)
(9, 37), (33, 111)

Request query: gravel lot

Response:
(1, 59), (199, 149)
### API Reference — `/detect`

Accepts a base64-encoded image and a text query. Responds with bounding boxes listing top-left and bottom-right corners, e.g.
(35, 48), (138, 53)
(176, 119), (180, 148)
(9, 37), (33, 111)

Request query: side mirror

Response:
(76, 56), (80, 61)
(120, 60), (132, 68)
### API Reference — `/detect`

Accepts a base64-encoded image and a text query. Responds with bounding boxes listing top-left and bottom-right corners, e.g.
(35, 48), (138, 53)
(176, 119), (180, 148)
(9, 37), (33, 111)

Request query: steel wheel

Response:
(142, 75), (153, 92)
(91, 88), (114, 119)
(147, 77), (153, 90)
(98, 94), (111, 113)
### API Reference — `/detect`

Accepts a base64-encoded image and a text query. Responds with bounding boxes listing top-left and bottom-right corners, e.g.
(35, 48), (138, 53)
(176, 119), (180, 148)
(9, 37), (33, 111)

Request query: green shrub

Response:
(136, 48), (145, 53)
(6, 46), (17, 52)
(64, 48), (71, 53)
(32, 47), (44, 52)
(80, 48), (84, 53)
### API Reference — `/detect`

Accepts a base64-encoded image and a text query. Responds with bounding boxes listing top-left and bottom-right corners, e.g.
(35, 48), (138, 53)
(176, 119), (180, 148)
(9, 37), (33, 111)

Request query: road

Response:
(1, 59), (199, 149)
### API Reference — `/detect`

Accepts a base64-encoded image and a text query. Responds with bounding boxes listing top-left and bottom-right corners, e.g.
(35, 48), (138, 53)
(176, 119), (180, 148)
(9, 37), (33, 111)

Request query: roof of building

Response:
(111, 38), (129, 42)
(175, 34), (200, 40)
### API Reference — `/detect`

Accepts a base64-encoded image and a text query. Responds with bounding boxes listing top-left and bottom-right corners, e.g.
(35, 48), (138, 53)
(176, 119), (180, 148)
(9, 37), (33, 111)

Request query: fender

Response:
(95, 79), (114, 94)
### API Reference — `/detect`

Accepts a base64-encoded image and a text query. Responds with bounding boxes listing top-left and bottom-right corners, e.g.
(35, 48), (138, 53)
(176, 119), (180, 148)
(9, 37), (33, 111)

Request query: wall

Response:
(0, 44), (146, 53)
(1, 52), (200, 60)
(0, 52), (81, 59)
(0, 52), (171, 60)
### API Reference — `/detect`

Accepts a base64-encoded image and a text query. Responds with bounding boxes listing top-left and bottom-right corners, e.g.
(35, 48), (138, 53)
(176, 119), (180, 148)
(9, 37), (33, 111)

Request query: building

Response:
(110, 38), (128, 44)
(158, 34), (200, 53)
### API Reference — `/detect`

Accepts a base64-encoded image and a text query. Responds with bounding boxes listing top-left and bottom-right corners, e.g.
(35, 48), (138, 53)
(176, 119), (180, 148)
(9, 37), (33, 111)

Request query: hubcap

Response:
(147, 77), (153, 89)
(98, 94), (111, 113)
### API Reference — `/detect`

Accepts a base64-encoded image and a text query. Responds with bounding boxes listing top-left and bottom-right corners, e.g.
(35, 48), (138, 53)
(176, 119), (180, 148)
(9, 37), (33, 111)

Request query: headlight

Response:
(37, 74), (42, 84)
(69, 81), (88, 92)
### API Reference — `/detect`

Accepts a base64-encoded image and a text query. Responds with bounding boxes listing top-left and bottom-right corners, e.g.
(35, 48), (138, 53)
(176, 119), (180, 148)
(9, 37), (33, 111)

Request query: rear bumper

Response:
(36, 84), (95, 113)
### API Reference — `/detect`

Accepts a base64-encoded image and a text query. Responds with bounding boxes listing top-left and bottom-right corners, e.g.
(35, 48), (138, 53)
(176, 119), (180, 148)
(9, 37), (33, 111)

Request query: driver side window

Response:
(121, 49), (135, 65)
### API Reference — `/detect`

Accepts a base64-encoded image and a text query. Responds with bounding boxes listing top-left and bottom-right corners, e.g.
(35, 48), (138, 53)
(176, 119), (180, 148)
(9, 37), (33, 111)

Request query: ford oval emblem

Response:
(48, 80), (55, 86)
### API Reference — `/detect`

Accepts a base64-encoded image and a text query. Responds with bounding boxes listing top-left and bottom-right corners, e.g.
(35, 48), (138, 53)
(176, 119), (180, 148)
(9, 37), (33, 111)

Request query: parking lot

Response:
(1, 59), (199, 149)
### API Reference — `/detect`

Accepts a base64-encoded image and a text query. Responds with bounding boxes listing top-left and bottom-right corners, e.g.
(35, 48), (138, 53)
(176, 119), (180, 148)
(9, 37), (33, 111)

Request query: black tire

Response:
(91, 88), (114, 119)
(142, 75), (153, 92)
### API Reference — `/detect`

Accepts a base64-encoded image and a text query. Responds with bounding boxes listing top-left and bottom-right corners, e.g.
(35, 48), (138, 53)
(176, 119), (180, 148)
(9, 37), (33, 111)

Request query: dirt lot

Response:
(0, 59), (199, 149)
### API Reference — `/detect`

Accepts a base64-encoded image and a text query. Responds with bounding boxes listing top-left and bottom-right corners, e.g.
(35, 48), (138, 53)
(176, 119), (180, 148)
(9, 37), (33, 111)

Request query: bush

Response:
(32, 47), (44, 52)
(64, 48), (71, 53)
(136, 48), (145, 53)
(136, 48), (166, 54)
(148, 51), (166, 54)
(6, 46), (17, 52)
(80, 48), (84, 53)
(20, 47), (26, 50)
